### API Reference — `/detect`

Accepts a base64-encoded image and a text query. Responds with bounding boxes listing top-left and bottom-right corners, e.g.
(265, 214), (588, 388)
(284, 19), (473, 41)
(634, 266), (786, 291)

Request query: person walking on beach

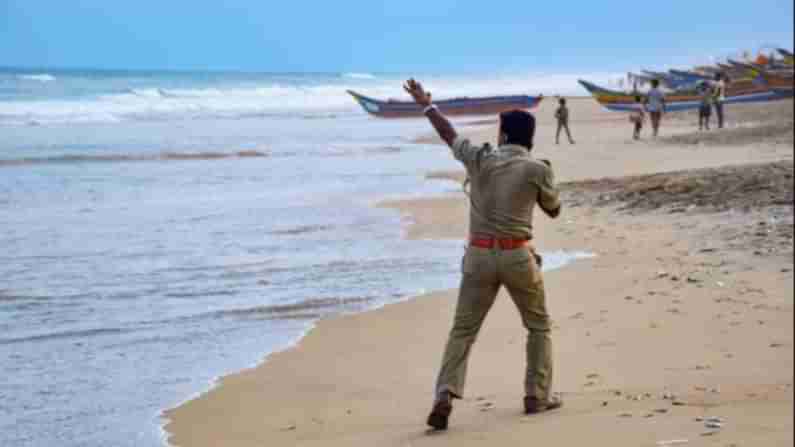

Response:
(713, 73), (727, 129)
(698, 81), (713, 131)
(645, 79), (666, 138)
(402, 79), (563, 431)
(630, 95), (646, 140)
(554, 98), (575, 145)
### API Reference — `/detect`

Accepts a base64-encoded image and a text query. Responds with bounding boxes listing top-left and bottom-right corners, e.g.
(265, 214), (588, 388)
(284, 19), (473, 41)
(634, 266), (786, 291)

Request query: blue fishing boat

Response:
(347, 90), (543, 118)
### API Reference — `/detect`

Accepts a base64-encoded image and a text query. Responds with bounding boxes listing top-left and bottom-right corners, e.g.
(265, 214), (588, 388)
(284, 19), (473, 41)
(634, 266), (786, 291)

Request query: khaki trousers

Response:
(435, 244), (552, 401)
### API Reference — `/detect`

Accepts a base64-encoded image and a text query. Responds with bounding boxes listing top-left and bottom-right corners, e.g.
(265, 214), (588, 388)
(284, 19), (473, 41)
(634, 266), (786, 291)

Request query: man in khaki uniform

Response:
(402, 79), (562, 431)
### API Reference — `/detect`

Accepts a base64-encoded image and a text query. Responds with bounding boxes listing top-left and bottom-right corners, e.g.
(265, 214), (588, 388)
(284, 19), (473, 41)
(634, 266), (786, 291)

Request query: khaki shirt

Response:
(452, 137), (561, 240)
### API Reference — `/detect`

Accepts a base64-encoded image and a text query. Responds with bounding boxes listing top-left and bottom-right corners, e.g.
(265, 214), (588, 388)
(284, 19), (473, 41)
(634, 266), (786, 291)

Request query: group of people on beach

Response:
(554, 73), (729, 143)
(629, 73), (728, 139)
(697, 73), (728, 131)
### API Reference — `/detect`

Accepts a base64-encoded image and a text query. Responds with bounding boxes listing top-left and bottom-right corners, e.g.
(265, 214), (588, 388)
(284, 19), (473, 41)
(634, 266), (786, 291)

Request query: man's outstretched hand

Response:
(403, 78), (432, 107)
(403, 78), (457, 147)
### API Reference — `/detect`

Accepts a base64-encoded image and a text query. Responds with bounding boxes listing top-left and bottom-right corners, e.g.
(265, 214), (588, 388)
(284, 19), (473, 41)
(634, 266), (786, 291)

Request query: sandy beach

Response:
(164, 98), (794, 446)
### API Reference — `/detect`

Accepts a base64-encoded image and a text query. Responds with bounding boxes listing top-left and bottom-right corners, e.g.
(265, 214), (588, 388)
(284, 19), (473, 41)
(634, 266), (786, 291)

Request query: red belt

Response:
(469, 236), (529, 250)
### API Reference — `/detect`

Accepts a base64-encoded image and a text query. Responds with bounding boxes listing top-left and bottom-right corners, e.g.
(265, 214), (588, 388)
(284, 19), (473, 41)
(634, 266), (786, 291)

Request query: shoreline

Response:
(156, 185), (465, 444)
(157, 175), (594, 446)
(164, 99), (793, 447)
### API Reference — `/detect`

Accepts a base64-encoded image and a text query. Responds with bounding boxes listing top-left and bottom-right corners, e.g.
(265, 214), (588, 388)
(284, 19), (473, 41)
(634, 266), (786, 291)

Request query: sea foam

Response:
(342, 72), (377, 79)
(0, 71), (619, 126)
(18, 73), (56, 82)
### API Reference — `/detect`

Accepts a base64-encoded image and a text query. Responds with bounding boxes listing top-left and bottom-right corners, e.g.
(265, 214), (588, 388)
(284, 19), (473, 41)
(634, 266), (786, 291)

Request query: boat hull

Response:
(347, 90), (543, 118)
(771, 87), (795, 98)
(761, 71), (795, 87)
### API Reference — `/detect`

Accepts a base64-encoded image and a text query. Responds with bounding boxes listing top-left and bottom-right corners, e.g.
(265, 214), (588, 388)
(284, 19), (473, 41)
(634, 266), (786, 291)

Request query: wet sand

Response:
(164, 99), (793, 446)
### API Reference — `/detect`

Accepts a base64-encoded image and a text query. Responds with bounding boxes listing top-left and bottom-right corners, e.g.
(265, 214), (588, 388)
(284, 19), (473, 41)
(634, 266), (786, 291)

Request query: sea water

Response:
(0, 68), (594, 447)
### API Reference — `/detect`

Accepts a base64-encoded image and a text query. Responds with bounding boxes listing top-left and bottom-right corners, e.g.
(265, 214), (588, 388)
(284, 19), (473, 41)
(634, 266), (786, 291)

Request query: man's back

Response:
(452, 139), (560, 240)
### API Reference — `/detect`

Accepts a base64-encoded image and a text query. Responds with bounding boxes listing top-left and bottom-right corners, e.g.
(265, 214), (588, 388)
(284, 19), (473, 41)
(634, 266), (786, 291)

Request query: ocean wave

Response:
(0, 290), (51, 303)
(18, 73), (56, 82)
(164, 290), (239, 299)
(269, 224), (335, 236)
(0, 71), (619, 125)
(342, 72), (377, 80)
(125, 87), (229, 99)
(127, 88), (167, 98)
(0, 150), (270, 167)
(217, 296), (375, 320)
(0, 84), (366, 125)
(0, 327), (128, 345)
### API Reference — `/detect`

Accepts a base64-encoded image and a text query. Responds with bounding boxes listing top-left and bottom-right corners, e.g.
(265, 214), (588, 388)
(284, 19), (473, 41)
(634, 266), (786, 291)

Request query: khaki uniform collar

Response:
(497, 144), (531, 158)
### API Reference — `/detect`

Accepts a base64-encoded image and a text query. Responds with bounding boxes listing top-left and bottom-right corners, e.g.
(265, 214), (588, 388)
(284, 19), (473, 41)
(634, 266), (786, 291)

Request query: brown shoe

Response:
(426, 395), (453, 430)
(524, 395), (563, 414)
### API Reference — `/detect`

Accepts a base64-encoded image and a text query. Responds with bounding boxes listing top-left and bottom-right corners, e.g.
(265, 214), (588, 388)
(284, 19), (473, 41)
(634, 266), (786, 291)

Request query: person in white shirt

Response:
(712, 73), (728, 129)
(644, 79), (666, 137)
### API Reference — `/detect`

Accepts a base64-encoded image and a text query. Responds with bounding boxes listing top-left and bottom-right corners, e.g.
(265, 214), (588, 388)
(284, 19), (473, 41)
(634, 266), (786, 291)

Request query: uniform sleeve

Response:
(451, 137), (490, 171)
(537, 165), (561, 212)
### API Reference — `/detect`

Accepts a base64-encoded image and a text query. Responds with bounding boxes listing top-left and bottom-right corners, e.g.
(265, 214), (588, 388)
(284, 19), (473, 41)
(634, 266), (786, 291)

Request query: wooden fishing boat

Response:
(347, 90), (543, 118)
(778, 48), (794, 65)
(640, 70), (696, 90)
(729, 59), (795, 78)
(693, 65), (723, 76)
(628, 72), (657, 83)
(760, 70), (795, 97)
(578, 79), (779, 112)
(669, 69), (712, 82)
(641, 70), (671, 79)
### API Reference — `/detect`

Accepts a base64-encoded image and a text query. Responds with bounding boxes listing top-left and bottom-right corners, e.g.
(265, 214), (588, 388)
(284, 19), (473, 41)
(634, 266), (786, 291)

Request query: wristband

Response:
(423, 104), (439, 115)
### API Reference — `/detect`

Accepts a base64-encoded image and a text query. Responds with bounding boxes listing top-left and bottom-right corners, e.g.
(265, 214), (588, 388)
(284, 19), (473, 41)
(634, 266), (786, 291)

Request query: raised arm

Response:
(403, 78), (458, 147)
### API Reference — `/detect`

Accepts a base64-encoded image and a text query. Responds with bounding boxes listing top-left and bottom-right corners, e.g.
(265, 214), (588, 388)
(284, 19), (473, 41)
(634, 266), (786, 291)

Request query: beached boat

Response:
(578, 79), (779, 112)
(640, 70), (703, 90)
(778, 48), (794, 65)
(628, 72), (657, 84)
(693, 65), (723, 76)
(728, 59), (795, 78)
(669, 69), (712, 82)
(639, 70), (686, 89)
(760, 70), (795, 97)
(347, 90), (543, 118)
(728, 59), (763, 70)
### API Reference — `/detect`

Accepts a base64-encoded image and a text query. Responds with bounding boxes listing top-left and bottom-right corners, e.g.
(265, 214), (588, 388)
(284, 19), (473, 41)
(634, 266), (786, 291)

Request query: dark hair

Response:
(499, 110), (536, 149)
(635, 95), (642, 102)
(714, 73), (722, 81)
(651, 79), (660, 87)
(559, 98), (566, 105)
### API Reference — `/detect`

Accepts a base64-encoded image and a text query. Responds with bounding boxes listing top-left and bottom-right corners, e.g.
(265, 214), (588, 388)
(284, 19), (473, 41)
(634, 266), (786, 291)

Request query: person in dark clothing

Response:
(554, 98), (575, 145)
